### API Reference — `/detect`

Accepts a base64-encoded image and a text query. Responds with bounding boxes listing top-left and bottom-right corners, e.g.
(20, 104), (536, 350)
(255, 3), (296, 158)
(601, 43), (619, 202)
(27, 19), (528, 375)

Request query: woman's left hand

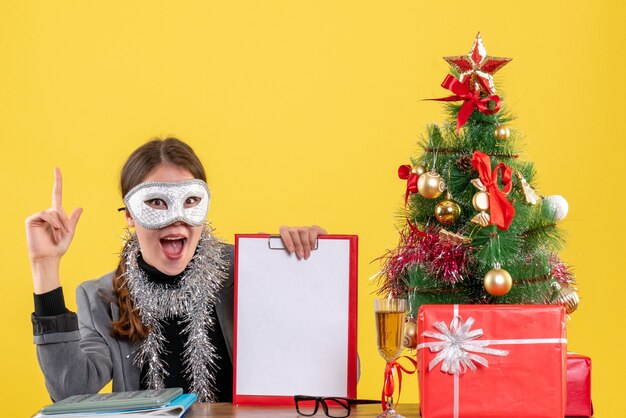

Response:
(279, 225), (327, 260)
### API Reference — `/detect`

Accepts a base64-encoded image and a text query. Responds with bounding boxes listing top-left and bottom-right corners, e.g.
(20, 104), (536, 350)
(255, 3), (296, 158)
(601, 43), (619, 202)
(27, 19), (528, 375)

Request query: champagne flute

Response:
(374, 298), (407, 418)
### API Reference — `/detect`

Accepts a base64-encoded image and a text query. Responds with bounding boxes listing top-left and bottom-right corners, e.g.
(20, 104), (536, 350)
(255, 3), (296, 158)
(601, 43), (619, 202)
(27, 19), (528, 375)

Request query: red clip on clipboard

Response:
(233, 234), (358, 405)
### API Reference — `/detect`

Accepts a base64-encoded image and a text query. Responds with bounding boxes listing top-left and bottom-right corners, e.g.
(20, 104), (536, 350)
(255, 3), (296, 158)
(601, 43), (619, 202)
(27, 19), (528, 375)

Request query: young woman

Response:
(27, 138), (326, 403)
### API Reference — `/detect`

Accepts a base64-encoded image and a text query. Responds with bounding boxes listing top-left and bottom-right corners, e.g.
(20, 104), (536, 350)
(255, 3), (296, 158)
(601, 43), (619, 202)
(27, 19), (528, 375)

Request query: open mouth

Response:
(160, 237), (187, 259)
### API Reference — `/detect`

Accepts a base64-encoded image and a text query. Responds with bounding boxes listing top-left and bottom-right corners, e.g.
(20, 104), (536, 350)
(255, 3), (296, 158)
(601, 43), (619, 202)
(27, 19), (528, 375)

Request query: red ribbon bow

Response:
(398, 165), (427, 237)
(471, 151), (515, 230)
(398, 165), (418, 194)
(381, 356), (418, 411)
(431, 75), (502, 131)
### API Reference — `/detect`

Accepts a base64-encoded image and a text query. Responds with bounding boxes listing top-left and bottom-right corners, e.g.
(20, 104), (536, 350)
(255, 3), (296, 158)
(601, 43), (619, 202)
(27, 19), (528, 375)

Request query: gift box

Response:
(417, 304), (567, 418)
(566, 353), (593, 417)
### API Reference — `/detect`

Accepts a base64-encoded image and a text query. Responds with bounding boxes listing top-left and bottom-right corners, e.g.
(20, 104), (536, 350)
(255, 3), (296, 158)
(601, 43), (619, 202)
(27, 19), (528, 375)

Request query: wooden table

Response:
(185, 403), (596, 417)
(186, 402), (421, 417)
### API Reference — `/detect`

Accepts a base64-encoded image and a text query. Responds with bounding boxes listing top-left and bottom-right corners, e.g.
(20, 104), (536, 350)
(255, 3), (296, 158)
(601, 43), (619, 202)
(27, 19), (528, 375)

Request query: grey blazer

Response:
(33, 244), (235, 402)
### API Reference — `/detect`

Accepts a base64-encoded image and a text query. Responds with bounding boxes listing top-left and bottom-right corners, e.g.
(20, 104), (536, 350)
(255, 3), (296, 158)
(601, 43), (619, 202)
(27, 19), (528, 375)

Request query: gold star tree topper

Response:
(444, 32), (511, 95)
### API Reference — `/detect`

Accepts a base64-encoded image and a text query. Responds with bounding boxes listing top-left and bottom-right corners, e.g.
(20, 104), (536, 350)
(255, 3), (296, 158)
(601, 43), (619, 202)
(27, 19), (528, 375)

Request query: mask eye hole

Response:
(144, 198), (168, 210)
(184, 196), (202, 208)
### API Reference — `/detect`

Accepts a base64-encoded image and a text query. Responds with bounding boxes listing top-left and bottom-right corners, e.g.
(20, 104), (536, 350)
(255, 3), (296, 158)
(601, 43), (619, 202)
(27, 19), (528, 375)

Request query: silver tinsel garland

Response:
(121, 228), (228, 402)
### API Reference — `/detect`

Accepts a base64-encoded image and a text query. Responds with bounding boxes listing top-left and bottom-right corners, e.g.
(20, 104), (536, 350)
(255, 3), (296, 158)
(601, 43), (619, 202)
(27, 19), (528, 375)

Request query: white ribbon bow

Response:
(421, 316), (509, 374)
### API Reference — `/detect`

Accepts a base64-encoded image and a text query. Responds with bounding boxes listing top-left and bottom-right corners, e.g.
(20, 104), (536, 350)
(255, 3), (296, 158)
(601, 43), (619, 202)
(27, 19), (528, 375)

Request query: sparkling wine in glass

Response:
(374, 298), (407, 418)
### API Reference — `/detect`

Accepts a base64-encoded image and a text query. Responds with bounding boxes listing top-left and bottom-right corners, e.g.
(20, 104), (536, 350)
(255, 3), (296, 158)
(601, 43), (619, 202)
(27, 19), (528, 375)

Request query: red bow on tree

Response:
(398, 165), (426, 237)
(398, 165), (419, 194)
(471, 151), (515, 230)
(431, 75), (502, 131)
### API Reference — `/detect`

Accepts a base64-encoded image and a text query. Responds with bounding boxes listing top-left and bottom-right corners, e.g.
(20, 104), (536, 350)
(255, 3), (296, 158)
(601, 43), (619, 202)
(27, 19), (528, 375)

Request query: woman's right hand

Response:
(25, 168), (83, 293)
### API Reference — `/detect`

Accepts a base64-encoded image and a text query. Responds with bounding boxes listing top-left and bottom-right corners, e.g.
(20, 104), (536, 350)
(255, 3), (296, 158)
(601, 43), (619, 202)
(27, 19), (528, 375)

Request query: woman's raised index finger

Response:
(52, 167), (63, 210)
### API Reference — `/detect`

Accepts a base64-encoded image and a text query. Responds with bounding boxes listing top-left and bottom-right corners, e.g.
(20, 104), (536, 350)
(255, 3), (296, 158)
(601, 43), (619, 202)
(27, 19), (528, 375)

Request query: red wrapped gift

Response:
(566, 353), (593, 417)
(417, 304), (567, 418)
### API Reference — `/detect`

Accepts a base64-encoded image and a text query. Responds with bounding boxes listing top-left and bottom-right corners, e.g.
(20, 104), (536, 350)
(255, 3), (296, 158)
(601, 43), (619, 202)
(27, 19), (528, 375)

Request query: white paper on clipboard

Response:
(233, 234), (358, 405)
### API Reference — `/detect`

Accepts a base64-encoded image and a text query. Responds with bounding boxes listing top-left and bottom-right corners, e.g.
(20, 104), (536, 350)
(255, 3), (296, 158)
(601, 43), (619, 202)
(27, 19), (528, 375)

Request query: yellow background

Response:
(1, 1), (624, 416)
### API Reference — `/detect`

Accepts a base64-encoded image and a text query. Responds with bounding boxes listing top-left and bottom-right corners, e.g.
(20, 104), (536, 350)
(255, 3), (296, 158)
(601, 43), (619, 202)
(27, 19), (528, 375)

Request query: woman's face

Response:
(125, 162), (204, 276)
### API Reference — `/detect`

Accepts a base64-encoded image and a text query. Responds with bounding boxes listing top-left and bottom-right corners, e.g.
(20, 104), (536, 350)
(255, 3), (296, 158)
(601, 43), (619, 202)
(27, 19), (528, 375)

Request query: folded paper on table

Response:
(417, 304), (567, 418)
(233, 234), (358, 405)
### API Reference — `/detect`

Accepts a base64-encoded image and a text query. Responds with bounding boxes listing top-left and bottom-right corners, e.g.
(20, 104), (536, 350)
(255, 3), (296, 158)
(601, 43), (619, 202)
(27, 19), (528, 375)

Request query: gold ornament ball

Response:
(435, 200), (461, 225)
(494, 126), (511, 140)
(412, 165), (426, 176)
(484, 268), (513, 296)
(402, 320), (418, 349)
(417, 171), (446, 199)
(472, 191), (490, 211)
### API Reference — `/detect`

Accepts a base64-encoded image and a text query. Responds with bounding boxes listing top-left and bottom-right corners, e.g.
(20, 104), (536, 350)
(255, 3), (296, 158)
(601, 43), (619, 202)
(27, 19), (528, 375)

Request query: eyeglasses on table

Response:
(294, 395), (380, 418)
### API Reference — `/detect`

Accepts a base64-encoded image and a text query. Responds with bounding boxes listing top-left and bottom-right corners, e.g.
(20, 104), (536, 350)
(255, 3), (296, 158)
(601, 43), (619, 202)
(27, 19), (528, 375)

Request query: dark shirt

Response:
(136, 254), (233, 402)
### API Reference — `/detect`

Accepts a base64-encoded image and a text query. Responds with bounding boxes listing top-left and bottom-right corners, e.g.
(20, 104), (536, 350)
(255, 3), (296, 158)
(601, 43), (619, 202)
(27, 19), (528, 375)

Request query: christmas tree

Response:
(378, 33), (578, 331)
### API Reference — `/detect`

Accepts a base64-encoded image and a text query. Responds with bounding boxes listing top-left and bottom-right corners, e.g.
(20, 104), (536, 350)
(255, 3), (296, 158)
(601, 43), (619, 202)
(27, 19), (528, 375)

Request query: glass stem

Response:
(386, 396), (394, 411)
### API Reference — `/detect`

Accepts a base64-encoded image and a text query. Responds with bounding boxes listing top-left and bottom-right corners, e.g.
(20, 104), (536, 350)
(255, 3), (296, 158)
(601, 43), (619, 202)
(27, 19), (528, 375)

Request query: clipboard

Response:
(233, 234), (358, 405)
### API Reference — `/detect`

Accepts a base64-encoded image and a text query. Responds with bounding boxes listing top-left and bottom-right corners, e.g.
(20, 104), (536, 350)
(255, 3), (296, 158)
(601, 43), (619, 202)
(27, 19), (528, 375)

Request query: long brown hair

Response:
(111, 137), (206, 342)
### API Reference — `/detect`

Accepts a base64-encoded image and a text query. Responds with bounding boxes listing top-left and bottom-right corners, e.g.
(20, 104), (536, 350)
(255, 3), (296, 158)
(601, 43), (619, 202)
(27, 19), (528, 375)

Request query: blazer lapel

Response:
(110, 302), (141, 391)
